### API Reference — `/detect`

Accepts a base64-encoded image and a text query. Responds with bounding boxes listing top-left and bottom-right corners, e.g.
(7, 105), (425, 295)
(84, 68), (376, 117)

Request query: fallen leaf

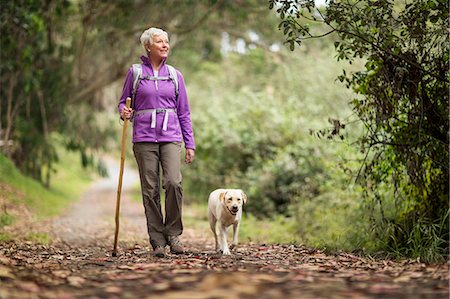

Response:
(132, 263), (160, 270)
(104, 286), (122, 294)
(19, 281), (40, 292)
(152, 282), (170, 291)
(67, 276), (85, 287)
(52, 270), (71, 278)
(0, 266), (15, 279)
(172, 275), (200, 284)
(369, 283), (402, 293)
(409, 271), (424, 278)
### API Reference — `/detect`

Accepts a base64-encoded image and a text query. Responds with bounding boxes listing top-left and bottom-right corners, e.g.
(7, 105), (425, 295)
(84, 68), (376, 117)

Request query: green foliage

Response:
(0, 0), (284, 188)
(0, 214), (13, 228)
(391, 213), (449, 263)
(182, 203), (301, 244)
(1, 0), (72, 185)
(272, 0), (449, 261)
(239, 214), (299, 244)
(26, 232), (51, 244)
(183, 43), (360, 221)
(3, 0), (446, 261)
(292, 189), (365, 252)
(0, 142), (95, 220)
(245, 141), (329, 216)
(0, 232), (13, 243)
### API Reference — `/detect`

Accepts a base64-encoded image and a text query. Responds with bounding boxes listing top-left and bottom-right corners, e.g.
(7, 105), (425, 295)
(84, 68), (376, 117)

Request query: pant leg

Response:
(133, 142), (166, 248)
(159, 142), (183, 237)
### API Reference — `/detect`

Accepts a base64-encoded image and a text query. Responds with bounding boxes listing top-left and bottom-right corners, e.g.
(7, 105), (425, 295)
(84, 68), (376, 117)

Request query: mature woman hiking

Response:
(118, 27), (195, 258)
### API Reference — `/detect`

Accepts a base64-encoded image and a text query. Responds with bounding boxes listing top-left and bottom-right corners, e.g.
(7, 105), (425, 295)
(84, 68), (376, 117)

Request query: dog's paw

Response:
(222, 249), (231, 255)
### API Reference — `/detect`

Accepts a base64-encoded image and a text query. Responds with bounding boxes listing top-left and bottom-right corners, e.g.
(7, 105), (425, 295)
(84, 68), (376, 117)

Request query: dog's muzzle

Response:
(230, 205), (239, 215)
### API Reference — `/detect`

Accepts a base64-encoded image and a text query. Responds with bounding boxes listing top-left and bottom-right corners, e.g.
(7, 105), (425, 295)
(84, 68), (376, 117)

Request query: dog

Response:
(208, 189), (247, 255)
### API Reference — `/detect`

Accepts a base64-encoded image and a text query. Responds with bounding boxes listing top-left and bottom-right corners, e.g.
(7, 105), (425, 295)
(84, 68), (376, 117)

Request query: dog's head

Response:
(219, 189), (247, 216)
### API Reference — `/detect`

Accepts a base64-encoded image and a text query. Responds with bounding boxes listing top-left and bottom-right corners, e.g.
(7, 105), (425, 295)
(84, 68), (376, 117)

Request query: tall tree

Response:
(270, 0), (449, 259)
(1, 0), (280, 185)
(1, 0), (71, 185)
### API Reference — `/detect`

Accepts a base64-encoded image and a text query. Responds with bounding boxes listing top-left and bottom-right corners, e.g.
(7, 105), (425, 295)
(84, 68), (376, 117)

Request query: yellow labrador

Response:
(208, 189), (247, 255)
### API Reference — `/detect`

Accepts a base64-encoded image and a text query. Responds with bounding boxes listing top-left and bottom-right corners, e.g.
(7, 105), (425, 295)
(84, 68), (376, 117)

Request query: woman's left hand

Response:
(185, 148), (195, 164)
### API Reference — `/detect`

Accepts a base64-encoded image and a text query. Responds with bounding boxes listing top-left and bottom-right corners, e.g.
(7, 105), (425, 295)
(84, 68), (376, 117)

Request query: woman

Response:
(118, 27), (195, 258)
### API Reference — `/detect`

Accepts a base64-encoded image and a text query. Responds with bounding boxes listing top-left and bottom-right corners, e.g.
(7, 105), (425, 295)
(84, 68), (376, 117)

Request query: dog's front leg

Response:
(219, 224), (231, 255)
(208, 214), (219, 251)
(230, 221), (240, 251)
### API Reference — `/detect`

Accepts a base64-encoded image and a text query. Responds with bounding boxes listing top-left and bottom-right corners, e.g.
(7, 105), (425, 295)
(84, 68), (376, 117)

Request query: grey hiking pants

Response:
(133, 142), (183, 249)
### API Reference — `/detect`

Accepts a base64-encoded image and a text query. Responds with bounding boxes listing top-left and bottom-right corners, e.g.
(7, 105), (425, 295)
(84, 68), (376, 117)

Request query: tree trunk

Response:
(3, 73), (17, 157)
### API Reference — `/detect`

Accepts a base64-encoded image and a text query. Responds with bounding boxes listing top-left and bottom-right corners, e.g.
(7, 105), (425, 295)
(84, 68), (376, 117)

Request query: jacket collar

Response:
(140, 55), (167, 69)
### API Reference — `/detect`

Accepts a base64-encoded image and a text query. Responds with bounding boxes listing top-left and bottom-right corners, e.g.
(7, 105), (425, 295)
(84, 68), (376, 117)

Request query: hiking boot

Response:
(167, 236), (184, 254)
(153, 246), (165, 258)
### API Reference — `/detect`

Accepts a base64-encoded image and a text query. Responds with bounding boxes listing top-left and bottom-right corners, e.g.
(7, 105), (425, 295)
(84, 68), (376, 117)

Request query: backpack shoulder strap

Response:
(166, 64), (179, 98)
(131, 64), (142, 110)
(131, 64), (142, 100)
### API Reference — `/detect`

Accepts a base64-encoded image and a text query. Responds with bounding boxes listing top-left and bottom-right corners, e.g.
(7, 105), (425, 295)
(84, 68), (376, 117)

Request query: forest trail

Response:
(0, 159), (448, 299)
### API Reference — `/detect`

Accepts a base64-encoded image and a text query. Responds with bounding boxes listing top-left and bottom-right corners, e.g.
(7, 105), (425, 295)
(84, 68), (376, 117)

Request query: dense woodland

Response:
(1, 0), (448, 262)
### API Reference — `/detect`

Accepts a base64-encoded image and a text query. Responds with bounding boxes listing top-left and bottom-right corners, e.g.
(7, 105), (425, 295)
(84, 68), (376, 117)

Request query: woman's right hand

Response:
(121, 106), (133, 119)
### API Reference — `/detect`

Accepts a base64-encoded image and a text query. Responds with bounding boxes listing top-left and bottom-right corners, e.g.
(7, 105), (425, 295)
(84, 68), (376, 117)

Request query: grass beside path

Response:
(182, 202), (301, 245)
(0, 148), (98, 241)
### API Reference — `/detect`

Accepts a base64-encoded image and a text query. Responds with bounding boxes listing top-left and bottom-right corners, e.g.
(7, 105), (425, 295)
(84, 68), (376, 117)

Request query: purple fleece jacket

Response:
(118, 56), (195, 149)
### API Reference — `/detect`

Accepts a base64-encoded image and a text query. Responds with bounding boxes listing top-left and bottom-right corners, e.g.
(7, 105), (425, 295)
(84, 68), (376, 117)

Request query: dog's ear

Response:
(240, 190), (247, 205)
(219, 191), (227, 202)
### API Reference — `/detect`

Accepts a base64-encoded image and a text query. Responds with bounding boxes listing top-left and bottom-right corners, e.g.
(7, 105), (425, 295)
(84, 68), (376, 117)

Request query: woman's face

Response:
(149, 34), (170, 60)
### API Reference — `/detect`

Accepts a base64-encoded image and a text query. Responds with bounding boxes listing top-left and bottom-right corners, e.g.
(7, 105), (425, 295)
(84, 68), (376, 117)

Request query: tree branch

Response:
(296, 29), (336, 40)
(172, 0), (225, 35)
(227, 30), (288, 59)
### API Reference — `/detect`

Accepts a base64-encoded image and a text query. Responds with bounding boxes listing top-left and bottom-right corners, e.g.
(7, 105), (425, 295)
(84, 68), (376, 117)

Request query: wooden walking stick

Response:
(112, 97), (131, 257)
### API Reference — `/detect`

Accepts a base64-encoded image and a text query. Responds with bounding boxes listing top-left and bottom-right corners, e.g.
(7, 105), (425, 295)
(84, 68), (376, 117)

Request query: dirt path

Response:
(0, 160), (448, 299)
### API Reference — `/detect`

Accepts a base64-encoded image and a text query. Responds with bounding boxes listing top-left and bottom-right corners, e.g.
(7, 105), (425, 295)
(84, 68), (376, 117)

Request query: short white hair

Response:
(140, 27), (169, 52)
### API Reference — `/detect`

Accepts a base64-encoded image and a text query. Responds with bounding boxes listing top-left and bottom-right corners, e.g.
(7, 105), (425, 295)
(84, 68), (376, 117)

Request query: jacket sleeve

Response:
(118, 67), (133, 115)
(175, 70), (196, 150)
